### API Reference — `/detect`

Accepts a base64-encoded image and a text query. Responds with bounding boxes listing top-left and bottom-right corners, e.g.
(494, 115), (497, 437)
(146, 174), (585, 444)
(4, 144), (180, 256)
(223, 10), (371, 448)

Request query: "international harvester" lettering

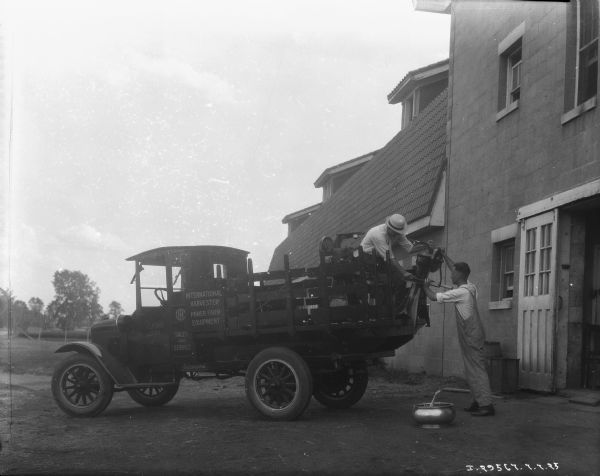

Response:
(186, 290), (223, 299)
(189, 298), (222, 307)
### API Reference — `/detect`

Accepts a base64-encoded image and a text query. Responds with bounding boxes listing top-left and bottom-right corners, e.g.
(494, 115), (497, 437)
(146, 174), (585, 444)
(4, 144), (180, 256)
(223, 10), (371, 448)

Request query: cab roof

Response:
(126, 246), (249, 266)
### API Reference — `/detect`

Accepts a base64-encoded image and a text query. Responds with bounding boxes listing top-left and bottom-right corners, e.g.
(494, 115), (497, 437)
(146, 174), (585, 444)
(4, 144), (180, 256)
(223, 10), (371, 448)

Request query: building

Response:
(269, 60), (449, 274)
(422, 0), (600, 392)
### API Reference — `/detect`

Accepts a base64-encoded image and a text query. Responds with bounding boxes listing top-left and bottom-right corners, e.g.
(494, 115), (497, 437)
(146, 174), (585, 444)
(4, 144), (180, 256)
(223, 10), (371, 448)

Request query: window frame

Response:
(562, 0), (599, 124)
(499, 241), (516, 299)
(489, 223), (518, 310)
(496, 23), (525, 121)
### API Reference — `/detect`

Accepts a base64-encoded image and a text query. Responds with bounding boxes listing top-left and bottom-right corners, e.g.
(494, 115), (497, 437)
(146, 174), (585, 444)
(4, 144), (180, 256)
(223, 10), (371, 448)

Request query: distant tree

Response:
(0, 288), (9, 328)
(108, 301), (123, 320)
(28, 297), (46, 338)
(48, 270), (104, 331)
(10, 299), (30, 334)
(28, 297), (44, 314)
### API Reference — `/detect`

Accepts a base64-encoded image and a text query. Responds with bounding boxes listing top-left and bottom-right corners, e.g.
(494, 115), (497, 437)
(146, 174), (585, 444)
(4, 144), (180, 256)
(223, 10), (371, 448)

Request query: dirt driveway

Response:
(1, 337), (599, 475)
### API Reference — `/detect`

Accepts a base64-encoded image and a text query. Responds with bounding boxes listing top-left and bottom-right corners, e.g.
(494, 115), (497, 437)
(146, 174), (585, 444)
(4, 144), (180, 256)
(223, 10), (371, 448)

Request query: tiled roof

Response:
(269, 88), (448, 270)
(313, 150), (379, 188)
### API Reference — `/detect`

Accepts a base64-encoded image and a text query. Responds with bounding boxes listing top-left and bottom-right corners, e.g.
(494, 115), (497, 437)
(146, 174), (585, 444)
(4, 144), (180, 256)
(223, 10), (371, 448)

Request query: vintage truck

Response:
(51, 235), (444, 420)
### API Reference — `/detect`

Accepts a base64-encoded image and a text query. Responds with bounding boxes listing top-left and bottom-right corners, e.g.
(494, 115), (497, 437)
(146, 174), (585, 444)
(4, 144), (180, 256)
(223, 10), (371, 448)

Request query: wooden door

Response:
(517, 210), (557, 391)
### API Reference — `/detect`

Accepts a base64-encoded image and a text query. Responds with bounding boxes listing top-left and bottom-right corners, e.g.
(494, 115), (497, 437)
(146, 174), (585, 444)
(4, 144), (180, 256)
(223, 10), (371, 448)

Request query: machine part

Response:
(412, 402), (456, 428)
(313, 362), (368, 409)
(51, 353), (114, 417)
(245, 347), (313, 421)
(127, 383), (180, 407)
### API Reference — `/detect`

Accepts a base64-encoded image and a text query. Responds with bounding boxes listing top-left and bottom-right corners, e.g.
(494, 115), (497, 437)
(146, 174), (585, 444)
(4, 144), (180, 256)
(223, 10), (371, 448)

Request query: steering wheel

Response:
(154, 288), (168, 306)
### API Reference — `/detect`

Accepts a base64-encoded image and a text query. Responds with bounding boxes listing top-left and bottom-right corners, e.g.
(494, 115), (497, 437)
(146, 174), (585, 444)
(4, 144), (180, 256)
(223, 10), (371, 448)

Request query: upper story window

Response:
(497, 23), (525, 121)
(577, 0), (599, 105)
(402, 92), (417, 129)
(507, 45), (522, 104)
(562, 0), (599, 124)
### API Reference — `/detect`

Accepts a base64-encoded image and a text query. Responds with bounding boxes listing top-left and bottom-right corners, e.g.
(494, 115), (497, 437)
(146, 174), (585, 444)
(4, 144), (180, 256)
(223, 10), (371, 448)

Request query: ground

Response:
(1, 334), (599, 476)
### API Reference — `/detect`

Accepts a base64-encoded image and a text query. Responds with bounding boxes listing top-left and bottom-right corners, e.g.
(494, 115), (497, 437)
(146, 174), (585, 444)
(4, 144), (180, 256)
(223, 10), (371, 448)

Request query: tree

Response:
(49, 270), (104, 331)
(9, 298), (30, 335)
(28, 297), (46, 338)
(0, 288), (9, 328)
(108, 301), (123, 320)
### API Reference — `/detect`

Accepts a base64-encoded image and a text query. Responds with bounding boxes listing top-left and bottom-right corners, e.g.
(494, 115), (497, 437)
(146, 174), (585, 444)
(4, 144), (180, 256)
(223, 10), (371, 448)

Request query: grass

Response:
(0, 332), (83, 375)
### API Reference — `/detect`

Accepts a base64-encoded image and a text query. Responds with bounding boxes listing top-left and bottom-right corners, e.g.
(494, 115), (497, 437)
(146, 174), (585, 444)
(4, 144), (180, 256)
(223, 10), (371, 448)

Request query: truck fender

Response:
(55, 341), (135, 386)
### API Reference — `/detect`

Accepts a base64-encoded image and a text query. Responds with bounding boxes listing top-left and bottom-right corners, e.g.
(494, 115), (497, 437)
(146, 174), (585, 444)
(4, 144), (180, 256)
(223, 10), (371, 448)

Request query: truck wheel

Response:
(245, 347), (313, 421)
(127, 383), (180, 407)
(313, 362), (368, 409)
(52, 353), (114, 417)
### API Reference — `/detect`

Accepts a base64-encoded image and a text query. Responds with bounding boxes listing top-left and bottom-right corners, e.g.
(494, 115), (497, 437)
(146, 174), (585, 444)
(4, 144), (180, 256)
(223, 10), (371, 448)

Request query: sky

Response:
(2, 0), (450, 314)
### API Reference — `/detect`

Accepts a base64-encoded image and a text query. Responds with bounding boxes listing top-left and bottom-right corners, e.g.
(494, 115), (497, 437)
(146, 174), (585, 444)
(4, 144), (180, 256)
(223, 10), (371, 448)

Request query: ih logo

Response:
(175, 308), (186, 322)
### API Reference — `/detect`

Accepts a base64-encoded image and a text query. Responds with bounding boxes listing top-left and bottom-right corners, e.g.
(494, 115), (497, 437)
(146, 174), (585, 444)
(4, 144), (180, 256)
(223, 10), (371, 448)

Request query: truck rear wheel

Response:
(52, 353), (114, 417)
(313, 362), (368, 409)
(245, 347), (313, 421)
(127, 383), (180, 407)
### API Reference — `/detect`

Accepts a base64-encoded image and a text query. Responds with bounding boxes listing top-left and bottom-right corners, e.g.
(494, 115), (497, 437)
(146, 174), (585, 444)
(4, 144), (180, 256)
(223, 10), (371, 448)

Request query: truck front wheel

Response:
(245, 347), (313, 421)
(52, 353), (114, 417)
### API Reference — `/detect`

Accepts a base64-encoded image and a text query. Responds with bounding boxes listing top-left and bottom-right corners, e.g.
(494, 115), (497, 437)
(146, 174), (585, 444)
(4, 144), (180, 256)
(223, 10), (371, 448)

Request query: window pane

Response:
(524, 229), (537, 296)
(580, 0), (599, 46)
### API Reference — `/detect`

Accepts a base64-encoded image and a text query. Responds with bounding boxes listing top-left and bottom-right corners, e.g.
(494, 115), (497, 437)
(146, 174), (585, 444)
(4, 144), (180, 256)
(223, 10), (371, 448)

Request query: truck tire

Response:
(313, 362), (368, 409)
(245, 347), (313, 421)
(52, 353), (114, 417)
(127, 383), (180, 407)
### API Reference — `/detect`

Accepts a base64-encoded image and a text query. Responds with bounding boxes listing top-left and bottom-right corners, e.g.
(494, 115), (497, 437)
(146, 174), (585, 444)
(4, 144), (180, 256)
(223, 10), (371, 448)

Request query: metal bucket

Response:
(412, 402), (456, 428)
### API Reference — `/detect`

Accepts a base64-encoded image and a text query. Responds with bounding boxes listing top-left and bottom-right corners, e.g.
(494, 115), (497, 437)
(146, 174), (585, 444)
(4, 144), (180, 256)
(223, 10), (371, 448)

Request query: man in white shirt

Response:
(360, 214), (416, 281)
(423, 258), (495, 417)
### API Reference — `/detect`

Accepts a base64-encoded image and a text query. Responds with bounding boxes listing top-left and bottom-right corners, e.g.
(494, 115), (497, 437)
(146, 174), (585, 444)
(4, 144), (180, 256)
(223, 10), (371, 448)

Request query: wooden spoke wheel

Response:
(245, 347), (313, 421)
(52, 354), (114, 417)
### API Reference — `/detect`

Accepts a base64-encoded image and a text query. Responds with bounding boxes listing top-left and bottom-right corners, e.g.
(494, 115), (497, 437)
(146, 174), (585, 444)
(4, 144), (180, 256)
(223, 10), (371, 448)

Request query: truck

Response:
(51, 234), (444, 420)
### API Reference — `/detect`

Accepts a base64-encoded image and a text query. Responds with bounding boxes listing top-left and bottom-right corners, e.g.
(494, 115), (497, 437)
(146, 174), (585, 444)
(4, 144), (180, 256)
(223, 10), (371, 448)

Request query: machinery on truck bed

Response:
(51, 235), (445, 420)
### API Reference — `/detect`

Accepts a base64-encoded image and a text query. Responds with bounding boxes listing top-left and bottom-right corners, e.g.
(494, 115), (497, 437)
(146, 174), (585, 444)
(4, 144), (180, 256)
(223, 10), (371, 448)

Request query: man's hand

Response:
(422, 279), (437, 301)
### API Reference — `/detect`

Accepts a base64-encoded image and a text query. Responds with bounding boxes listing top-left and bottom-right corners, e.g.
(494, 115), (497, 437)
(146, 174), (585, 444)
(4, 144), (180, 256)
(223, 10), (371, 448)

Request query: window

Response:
(491, 239), (516, 302)
(508, 45), (522, 104)
(499, 241), (515, 299)
(562, 0), (599, 123)
(577, 0), (599, 105)
(490, 223), (518, 308)
(498, 39), (523, 113)
(402, 95), (414, 129)
(538, 223), (553, 295)
(213, 263), (227, 279)
(497, 23), (525, 120)
(524, 228), (537, 297)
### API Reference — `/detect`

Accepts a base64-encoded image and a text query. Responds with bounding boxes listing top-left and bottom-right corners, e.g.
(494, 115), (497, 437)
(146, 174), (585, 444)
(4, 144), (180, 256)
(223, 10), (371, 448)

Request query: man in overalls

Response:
(423, 259), (495, 417)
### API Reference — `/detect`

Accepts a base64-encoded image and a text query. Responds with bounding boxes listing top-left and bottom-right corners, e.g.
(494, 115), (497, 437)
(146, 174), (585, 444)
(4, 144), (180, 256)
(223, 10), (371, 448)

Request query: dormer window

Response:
(402, 90), (420, 129)
(388, 59), (449, 130)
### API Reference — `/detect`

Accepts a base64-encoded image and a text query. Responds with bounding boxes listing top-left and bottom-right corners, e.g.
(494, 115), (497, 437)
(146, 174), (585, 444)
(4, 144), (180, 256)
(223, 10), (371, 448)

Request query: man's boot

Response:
(471, 404), (495, 417)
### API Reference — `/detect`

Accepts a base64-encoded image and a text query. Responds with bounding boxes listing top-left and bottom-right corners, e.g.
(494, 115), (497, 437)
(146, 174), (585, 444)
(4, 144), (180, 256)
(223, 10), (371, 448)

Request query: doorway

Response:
(583, 212), (600, 388)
